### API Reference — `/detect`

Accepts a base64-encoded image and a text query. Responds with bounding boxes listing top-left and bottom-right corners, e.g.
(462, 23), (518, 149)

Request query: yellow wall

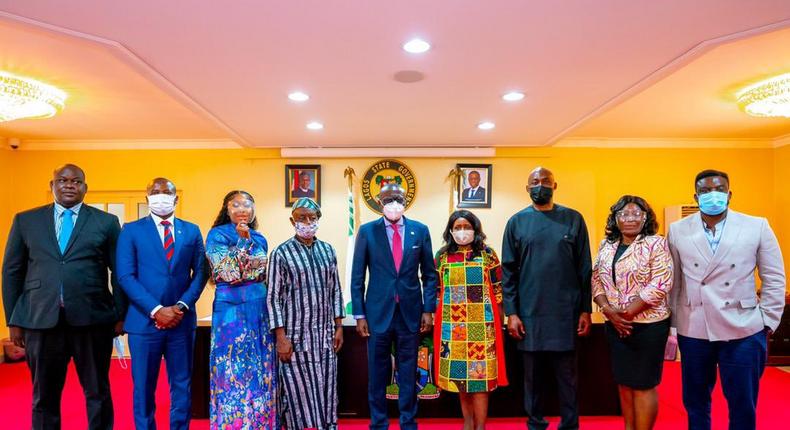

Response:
(0, 146), (787, 340)
(775, 144), (790, 275)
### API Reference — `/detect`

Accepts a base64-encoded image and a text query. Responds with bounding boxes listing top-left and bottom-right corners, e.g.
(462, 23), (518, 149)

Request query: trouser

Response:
(128, 327), (195, 430)
(24, 314), (114, 430)
(678, 331), (767, 430)
(367, 306), (420, 430)
(521, 350), (579, 430)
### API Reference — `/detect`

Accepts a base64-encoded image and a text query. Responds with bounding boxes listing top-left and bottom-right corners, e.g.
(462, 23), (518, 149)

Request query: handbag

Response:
(664, 327), (678, 361)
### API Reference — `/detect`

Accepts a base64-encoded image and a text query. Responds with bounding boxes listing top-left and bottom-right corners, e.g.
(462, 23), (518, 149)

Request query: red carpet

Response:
(1, 359), (789, 429)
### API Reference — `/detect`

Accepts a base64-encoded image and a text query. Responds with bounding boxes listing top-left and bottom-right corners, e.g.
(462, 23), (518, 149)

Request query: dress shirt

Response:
(702, 216), (727, 254)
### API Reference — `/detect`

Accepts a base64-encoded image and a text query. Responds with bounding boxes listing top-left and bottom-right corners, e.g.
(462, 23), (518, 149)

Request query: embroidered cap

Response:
(292, 197), (321, 217)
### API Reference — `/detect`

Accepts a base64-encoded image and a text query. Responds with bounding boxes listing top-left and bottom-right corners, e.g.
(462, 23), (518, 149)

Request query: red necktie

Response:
(391, 223), (402, 272)
(161, 220), (174, 261)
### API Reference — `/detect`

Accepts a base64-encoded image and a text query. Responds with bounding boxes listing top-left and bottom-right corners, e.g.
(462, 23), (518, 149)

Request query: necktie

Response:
(58, 209), (74, 254)
(391, 223), (402, 272)
(161, 220), (174, 262)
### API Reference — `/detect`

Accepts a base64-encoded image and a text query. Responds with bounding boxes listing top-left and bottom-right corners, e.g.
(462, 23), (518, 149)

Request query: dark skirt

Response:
(605, 318), (670, 389)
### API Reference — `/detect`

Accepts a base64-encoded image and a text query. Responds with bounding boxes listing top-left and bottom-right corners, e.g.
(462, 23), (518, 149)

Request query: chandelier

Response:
(0, 71), (67, 122)
(736, 73), (790, 118)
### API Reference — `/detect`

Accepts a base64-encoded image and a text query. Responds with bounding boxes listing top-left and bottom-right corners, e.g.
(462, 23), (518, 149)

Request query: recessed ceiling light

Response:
(502, 91), (525, 102)
(477, 121), (495, 130)
(306, 121), (324, 130)
(288, 91), (310, 102)
(403, 38), (431, 54)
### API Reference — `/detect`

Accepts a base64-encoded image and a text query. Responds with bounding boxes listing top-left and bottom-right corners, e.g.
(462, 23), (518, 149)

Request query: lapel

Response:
(701, 210), (742, 280)
(689, 212), (714, 264)
(44, 204), (61, 255)
(145, 215), (170, 267)
(170, 218), (186, 268)
(616, 235), (642, 263)
(403, 217), (417, 260)
(375, 218), (397, 275)
(62, 205), (92, 256)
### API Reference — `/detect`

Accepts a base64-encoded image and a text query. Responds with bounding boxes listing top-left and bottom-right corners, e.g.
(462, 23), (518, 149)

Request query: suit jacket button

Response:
(725, 282), (730, 286)
(701, 282), (706, 286)
(694, 263), (699, 267)
(61, 261), (65, 265)
(725, 301), (730, 305)
(731, 264), (735, 268)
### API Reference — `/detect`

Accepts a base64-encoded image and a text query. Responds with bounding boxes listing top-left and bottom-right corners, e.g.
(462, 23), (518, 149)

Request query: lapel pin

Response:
(410, 231), (415, 235)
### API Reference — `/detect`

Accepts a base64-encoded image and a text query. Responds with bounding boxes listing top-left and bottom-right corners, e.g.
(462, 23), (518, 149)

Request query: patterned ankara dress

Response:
(206, 223), (278, 430)
(434, 246), (508, 393)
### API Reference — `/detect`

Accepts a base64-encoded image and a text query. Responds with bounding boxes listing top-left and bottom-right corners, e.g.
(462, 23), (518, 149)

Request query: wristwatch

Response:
(176, 303), (188, 312)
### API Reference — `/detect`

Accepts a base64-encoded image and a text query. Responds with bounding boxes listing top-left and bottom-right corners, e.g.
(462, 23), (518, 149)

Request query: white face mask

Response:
(452, 230), (474, 246)
(147, 194), (176, 217)
(382, 202), (405, 222)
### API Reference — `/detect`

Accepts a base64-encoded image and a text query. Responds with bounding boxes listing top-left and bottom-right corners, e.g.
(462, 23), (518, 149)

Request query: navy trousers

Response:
(367, 307), (420, 430)
(678, 330), (767, 430)
(128, 326), (195, 430)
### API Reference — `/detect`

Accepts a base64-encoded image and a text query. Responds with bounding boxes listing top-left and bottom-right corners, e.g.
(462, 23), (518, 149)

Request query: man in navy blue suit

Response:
(116, 178), (208, 430)
(351, 184), (438, 430)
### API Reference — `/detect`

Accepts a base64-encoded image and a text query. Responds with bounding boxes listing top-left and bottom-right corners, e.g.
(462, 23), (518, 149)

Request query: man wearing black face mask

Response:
(501, 167), (592, 430)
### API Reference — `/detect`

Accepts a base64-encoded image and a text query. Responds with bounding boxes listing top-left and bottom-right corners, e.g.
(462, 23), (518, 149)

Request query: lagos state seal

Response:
(361, 159), (417, 215)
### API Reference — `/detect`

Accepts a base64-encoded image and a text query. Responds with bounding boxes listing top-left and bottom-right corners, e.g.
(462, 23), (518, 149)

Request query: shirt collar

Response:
(701, 215), (726, 232)
(54, 201), (83, 216)
(151, 212), (175, 225)
(383, 216), (404, 228)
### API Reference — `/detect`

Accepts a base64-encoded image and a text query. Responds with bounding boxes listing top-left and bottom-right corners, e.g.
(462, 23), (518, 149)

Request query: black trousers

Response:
(24, 313), (115, 430)
(521, 350), (579, 430)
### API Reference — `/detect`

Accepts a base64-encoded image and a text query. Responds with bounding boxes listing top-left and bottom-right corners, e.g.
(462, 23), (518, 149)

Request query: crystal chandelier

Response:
(0, 70), (67, 122)
(736, 73), (790, 118)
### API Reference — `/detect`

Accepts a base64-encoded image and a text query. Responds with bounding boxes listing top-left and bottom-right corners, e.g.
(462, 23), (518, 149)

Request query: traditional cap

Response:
(292, 197), (321, 217)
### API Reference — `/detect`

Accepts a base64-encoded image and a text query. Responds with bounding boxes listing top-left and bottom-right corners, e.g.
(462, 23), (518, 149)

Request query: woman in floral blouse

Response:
(206, 191), (278, 429)
(592, 195), (673, 430)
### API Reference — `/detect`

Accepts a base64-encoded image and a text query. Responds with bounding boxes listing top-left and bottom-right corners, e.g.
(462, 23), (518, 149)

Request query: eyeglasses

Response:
(615, 210), (645, 222)
(380, 196), (405, 205)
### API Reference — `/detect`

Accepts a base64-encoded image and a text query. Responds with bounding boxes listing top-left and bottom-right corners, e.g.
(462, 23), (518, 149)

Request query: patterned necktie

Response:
(161, 220), (174, 261)
(58, 209), (74, 253)
(391, 223), (402, 272)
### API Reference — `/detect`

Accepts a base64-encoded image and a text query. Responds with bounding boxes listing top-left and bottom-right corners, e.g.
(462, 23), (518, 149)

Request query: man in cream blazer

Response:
(668, 169), (785, 430)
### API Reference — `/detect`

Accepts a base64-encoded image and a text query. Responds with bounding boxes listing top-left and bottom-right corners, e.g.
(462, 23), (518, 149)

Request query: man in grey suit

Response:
(668, 169), (785, 430)
(2, 164), (127, 430)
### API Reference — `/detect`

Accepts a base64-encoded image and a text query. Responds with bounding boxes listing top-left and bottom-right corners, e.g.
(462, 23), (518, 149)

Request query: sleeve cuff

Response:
(150, 305), (163, 318)
(353, 315), (366, 320)
(177, 301), (189, 310)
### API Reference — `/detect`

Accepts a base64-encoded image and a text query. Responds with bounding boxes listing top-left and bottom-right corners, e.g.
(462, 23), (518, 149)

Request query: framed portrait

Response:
(285, 164), (321, 207)
(457, 163), (492, 208)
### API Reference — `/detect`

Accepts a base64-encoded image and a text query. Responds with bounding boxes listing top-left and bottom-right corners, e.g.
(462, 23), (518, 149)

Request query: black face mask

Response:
(529, 186), (553, 205)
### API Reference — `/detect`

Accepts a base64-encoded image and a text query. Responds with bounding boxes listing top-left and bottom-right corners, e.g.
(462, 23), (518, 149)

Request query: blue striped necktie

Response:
(59, 209), (74, 253)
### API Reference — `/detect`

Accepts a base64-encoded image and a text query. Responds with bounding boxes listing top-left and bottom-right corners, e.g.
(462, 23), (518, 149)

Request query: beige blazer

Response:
(668, 210), (785, 341)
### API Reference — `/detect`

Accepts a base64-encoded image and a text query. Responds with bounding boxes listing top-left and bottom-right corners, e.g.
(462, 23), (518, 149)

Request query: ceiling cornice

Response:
(545, 18), (790, 146)
(0, 11), (251, 146)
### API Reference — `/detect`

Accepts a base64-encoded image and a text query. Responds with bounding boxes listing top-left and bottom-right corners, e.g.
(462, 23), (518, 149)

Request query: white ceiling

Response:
(1, 1), (789, 148)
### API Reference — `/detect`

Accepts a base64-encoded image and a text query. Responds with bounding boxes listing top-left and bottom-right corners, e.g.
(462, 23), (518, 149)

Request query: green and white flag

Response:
(343, 167), (356, 324)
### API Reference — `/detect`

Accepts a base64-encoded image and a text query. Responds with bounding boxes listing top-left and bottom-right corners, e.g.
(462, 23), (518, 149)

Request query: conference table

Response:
(191, 317), (620, 419)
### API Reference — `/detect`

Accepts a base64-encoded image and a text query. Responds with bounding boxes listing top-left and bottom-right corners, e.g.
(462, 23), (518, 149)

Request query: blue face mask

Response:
(697, 191), (729, 216)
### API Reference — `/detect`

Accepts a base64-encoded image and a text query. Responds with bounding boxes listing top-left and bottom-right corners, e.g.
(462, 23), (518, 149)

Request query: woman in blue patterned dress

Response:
(206, 190), (278, 429)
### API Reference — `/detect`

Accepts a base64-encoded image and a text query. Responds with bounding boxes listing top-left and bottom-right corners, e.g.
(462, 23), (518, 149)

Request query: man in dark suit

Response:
(2, 164), (127, 430)
(461, 170), (486, 202)
(351, 184), (438, 430)
(116, 178), (207, 430)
